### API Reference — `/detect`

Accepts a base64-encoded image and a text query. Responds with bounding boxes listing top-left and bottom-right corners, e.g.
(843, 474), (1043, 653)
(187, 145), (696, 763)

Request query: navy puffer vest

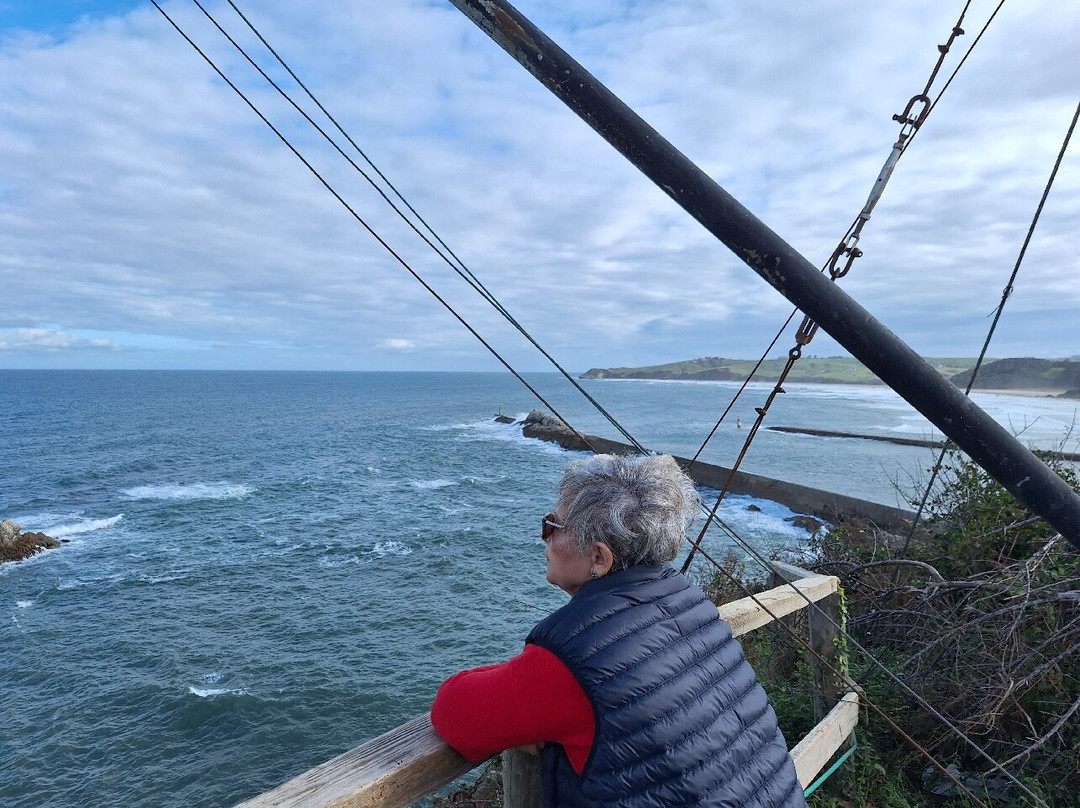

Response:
(527, 564), (806, 808)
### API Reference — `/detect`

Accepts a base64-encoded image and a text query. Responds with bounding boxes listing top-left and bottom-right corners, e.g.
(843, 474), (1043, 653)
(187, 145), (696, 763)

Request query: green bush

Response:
(755, 447), (1080, 807)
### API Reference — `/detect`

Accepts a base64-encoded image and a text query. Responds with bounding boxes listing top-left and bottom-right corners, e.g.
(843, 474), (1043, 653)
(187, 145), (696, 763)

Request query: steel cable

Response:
(898, 99), (1080, 558)
(150, 2), (1051, 803)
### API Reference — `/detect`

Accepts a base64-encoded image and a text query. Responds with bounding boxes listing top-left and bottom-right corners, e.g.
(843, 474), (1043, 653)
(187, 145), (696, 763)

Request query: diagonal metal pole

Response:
(447, 0), (1080, 547)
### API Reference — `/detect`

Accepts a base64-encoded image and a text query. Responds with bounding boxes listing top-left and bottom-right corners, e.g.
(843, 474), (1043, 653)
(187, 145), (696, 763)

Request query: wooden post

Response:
(770, 561), (843, 720)
(502, 748), (542, 808)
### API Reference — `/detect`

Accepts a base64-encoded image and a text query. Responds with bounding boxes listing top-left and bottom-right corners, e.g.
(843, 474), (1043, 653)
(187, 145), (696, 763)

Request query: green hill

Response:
(580, 357), (1080, 391)
(950, 358), (1080, 392)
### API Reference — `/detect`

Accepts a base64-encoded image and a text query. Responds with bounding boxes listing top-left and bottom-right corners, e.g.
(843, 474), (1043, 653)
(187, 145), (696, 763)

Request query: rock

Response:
(922, 764), (1014, 802)
(21, 531), (60, 549)
(0, 522), (61, 564)
(520, 410), (591, 451)
(0, 519), (20, 546)
(746, 504), (762, 512)
(785, 515), (824, 533)
(494, 413), (515, 424)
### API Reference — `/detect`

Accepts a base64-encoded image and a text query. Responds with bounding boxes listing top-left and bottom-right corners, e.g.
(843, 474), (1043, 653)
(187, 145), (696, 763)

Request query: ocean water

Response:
(2, 370), (1077, 808)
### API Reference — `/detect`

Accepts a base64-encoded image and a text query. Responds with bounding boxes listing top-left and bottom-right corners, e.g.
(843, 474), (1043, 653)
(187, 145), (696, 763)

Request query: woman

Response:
(432, 453), (807, 808)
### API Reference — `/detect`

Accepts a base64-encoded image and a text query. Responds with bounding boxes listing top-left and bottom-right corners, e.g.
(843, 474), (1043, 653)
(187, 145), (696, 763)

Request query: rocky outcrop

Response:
(0, 520), (61, 564)
(519, 410), (592, 451)
(786, 515), (825, 533)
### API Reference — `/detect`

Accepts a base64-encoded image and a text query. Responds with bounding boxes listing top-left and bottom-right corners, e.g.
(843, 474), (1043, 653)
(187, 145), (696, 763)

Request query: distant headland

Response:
(580, 356), (1080, 397)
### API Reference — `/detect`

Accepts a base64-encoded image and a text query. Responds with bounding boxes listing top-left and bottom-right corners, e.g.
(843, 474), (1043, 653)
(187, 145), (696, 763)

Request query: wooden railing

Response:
(234, 564), (857, 808)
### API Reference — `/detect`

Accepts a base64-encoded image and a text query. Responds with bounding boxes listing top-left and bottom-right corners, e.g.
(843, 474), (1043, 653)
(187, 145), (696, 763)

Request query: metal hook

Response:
(892, 93), (931, 130)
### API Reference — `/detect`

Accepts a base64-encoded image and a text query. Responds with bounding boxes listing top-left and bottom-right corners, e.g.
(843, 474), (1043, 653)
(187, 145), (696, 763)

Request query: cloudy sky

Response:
(1, 0), (1077, 371)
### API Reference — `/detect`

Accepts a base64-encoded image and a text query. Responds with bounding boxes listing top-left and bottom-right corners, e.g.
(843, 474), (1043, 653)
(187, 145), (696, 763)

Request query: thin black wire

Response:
(186, 1), (758, 555)
(687, 308), (798, 468)
(906, 0), (1007, 152)
(692, 544), (994, 808)
(209, 0), (648, 453)
(151, 4), (1050, 801)
(683, 0), (1007, 577)
(164, 1), (755, 573)
(685, 495), (1052, 807)
(685, 2), (995, 473)
(148, 0), (600, 456)
(899, 99), (1080, 557)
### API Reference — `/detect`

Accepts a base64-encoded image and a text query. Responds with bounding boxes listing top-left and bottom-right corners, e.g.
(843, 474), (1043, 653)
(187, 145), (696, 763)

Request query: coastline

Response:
(592, 377), (1075, 400)
(975, 388), (1070, 398)
(581, 357), (1080, 398)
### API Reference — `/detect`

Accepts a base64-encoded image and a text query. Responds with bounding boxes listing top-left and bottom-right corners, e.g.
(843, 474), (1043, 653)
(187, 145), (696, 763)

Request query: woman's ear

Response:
(591, 542), (615, 578)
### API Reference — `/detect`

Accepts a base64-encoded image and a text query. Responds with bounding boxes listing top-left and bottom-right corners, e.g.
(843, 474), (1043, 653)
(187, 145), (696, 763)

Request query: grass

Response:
(582, 356), (985, 385)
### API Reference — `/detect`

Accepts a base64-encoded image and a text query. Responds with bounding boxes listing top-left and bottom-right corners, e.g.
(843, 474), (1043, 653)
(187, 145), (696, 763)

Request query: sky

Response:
(1, 0), (1078, 372)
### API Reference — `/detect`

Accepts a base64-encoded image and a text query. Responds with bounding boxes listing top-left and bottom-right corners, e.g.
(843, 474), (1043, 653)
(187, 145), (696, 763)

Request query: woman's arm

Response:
(431, 643), (594, 774)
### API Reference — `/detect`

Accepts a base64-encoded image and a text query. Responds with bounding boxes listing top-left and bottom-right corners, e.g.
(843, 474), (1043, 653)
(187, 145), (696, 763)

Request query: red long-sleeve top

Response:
(431, 644), (595, 775)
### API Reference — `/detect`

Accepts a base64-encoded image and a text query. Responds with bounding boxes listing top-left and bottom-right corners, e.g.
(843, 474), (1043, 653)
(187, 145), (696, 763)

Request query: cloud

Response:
(0, 327), (119, 352)
(376, 338), (417, 352)
(1, 0), (1077, 370)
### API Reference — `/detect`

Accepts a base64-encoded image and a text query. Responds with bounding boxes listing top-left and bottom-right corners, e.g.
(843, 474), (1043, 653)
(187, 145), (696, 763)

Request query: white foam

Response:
(317, 555), (366, 568)
(8, 511), (70, 529)
(136, 573), (188, 585)
(262, 542), (305, 558)
(16, 600), (33, 609)
(56, 573), (125, 591)
(408, 479), (454, 490)
(188, 686), (245, 698)
(462, 474), (500, 485)
(371, 540), (412, 557)
(701, 492), (829, 545)
(50, 514), (123, 538)
(123, 482), (253, 501)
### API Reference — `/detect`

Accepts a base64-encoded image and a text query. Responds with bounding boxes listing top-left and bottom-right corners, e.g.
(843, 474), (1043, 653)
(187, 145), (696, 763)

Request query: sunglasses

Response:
(542, 513), (565, 542)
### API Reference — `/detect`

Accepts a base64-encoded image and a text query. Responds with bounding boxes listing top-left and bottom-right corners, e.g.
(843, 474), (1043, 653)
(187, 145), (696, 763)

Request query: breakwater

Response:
(514, 411), (916, 532)
(766, 425), (946, 449)
(766, 425), (1080, 462)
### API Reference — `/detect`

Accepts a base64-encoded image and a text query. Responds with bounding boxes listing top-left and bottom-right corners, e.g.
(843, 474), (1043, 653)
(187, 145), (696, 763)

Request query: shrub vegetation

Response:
(729, 449), (1079, 808)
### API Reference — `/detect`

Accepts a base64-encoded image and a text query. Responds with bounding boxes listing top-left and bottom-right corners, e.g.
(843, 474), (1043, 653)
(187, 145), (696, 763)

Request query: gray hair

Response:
(555, 453), (700, 568)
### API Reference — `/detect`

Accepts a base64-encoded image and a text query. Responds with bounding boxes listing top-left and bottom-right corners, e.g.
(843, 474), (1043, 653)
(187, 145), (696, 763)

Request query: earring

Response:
(590, 570), (598, 580)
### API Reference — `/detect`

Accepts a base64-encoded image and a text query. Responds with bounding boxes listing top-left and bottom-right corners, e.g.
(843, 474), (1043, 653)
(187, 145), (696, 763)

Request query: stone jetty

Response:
(512, 410), (916, 532)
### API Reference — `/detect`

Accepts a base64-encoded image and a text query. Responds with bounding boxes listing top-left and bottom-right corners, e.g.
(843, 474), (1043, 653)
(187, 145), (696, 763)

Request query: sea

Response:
(2, 370), (1078, 808)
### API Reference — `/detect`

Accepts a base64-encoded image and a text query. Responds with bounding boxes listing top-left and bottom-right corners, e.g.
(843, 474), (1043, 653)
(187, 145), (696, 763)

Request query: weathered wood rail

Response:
(234, 566), (857, 808)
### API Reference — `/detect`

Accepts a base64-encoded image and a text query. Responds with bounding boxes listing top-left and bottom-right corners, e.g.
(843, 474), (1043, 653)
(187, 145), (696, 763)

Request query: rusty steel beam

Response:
(446, 0), (1080, 546)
